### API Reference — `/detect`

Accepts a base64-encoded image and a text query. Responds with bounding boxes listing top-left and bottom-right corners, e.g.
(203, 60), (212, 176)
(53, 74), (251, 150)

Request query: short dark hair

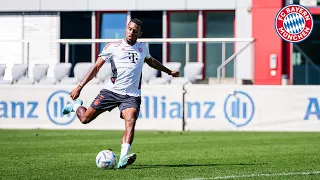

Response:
(129, 18), (143, 32)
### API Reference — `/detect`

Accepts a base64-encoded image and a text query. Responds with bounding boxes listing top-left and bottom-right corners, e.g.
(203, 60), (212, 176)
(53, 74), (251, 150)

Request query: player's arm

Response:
(70, 58), (105, 100)
(70, 42), (114, 99)
(145, 57), (180, 77)
(78, 57), (105, 89)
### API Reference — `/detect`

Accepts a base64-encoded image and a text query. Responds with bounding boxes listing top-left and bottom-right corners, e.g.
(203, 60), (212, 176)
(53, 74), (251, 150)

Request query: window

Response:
(169, 12), (198, 75)
(292, 15), (320, 84)
(99, 13), (127, 52)
(205, 11), (235, 77)
(131, 11), (163, 61)
(60, 12), (92, 76)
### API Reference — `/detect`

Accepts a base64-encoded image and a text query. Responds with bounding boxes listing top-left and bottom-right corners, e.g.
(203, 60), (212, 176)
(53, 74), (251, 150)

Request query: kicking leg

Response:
(76, 106), (106, 124)
(62, 99), (106, 124)
(63, 89), (118, 124)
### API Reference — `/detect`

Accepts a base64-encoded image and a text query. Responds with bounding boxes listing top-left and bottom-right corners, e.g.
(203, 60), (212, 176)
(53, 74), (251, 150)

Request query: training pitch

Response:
(1, 130), (320, 180)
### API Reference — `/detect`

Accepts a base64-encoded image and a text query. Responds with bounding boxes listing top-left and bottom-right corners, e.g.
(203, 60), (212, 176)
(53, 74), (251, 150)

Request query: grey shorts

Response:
(90, 89), (141, 119)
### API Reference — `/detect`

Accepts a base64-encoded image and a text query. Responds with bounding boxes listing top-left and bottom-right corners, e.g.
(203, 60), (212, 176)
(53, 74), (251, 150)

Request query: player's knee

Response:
(124, 113), (137, 127)
(123, 109), (138, 121)
(80, 118), (89, 124)
(80, 116), (92, 124)
(125, 114), (136, 122)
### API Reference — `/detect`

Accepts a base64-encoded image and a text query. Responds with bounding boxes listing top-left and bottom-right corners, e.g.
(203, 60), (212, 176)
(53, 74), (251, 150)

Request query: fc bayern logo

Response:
(275, 4), (313, 43)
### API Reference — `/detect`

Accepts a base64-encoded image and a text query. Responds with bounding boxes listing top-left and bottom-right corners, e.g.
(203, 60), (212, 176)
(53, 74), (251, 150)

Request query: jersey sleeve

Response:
(98, 43), (115, 62)
(145, 43), (152, 59)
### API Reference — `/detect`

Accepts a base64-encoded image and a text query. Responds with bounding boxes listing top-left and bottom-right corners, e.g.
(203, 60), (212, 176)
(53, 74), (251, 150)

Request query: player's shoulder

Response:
(113, 39), (123, 47)
(102, 40), (123, 50)
(137, 41), (149, 49)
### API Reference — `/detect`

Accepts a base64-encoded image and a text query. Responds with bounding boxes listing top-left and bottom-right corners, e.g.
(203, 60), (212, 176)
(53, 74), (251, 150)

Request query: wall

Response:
(252, 0), (284, 84)
(0, 13), (59, 80)
(0, 0), (236, 11)
(235, 0), (253, 83)
(0, 13), (23, 80)
(0, 0), (255, 82)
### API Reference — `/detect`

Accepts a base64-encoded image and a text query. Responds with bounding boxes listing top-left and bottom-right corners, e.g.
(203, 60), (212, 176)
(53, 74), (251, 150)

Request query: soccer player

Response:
(62, 18), (180, 169)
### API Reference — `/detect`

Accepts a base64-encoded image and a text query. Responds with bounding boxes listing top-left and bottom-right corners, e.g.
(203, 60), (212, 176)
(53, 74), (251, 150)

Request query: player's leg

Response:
(62, 100), (107, 124)
(75, 106), (106, 124)
(62, 89), (118, 124)
(117, 96), (141, 169)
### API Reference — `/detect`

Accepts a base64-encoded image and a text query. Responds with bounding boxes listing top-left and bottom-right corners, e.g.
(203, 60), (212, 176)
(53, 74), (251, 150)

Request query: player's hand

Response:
(70, 86), (82, 100)
(170, 71), (180, 77)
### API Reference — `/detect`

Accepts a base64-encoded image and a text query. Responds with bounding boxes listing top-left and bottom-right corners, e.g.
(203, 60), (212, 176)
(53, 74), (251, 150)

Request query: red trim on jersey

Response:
(113, 39), (123, 47)
(103, 42), (112, 50)
(102, 39), (123, 51)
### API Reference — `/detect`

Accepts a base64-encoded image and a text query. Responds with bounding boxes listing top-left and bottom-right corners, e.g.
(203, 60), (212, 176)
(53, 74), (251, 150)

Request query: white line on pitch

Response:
(185, 171), (320, 180)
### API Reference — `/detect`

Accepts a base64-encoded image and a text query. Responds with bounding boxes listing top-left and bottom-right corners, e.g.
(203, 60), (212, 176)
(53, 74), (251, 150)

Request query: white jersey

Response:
(98, 39), (152, 97)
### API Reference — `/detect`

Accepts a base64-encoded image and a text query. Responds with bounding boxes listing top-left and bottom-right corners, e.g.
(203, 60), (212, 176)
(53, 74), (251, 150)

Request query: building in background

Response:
(0, 0), (320, 85)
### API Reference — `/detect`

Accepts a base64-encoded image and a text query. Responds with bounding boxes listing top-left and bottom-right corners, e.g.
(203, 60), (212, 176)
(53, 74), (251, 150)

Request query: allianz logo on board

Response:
(138, 90), (255, 127)
(46, 90), (76, 125)
(304, 98), (320, 120)
(0, 90), (256, 127)
(0, 90), (76, 125)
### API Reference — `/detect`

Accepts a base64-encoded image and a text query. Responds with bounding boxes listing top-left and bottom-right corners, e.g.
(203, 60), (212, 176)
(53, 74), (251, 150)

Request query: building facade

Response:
(0, 0), (319, 85)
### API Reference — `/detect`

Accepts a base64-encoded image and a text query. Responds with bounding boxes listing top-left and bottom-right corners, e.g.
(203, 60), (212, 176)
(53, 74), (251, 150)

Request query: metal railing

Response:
(0, 38), (255, 81)
(216, 39), (255, 84)
(56, 38), (255, 65)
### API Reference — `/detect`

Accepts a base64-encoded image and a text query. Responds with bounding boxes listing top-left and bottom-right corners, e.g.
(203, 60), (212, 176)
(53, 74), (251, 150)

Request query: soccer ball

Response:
(95, 150), (117, 169)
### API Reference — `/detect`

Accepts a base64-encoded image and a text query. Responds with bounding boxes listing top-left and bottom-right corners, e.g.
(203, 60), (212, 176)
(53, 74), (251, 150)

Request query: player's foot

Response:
(62, 99), (83, 115)
(117, 153), (137, 169)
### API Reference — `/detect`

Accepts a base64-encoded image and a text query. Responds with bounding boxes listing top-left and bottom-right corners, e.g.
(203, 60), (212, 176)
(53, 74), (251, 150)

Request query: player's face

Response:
(126, 22), (141, 43)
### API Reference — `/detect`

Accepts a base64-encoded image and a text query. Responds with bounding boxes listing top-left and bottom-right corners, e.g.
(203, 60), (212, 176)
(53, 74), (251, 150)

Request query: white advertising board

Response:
(184, 85), (320, 131)
(1, 84), (320, 132)
(0, 85), (183, 131)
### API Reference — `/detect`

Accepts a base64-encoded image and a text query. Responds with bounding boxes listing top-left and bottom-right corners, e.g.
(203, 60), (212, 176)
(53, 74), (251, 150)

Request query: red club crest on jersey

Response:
(103, 43), (112, 50)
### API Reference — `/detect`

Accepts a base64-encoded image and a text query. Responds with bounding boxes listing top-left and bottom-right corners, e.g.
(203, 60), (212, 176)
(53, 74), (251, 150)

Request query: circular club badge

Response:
(275, 4), (313, 43)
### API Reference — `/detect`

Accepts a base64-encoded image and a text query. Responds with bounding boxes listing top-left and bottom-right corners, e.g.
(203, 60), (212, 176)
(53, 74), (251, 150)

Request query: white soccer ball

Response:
(95, 150), (117, 169)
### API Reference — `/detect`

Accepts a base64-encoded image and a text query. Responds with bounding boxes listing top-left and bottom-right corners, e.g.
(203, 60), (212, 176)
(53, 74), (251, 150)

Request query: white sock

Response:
(72, 103), (81, 112)
(120, 143), (131, 159)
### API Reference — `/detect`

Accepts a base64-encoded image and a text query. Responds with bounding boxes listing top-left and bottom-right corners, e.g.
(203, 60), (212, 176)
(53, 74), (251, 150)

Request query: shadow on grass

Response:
(130, 162), (268, 169)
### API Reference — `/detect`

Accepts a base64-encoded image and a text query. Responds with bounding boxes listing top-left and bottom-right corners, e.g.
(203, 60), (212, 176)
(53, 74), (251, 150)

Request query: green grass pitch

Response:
(0, 130), (320, 180)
